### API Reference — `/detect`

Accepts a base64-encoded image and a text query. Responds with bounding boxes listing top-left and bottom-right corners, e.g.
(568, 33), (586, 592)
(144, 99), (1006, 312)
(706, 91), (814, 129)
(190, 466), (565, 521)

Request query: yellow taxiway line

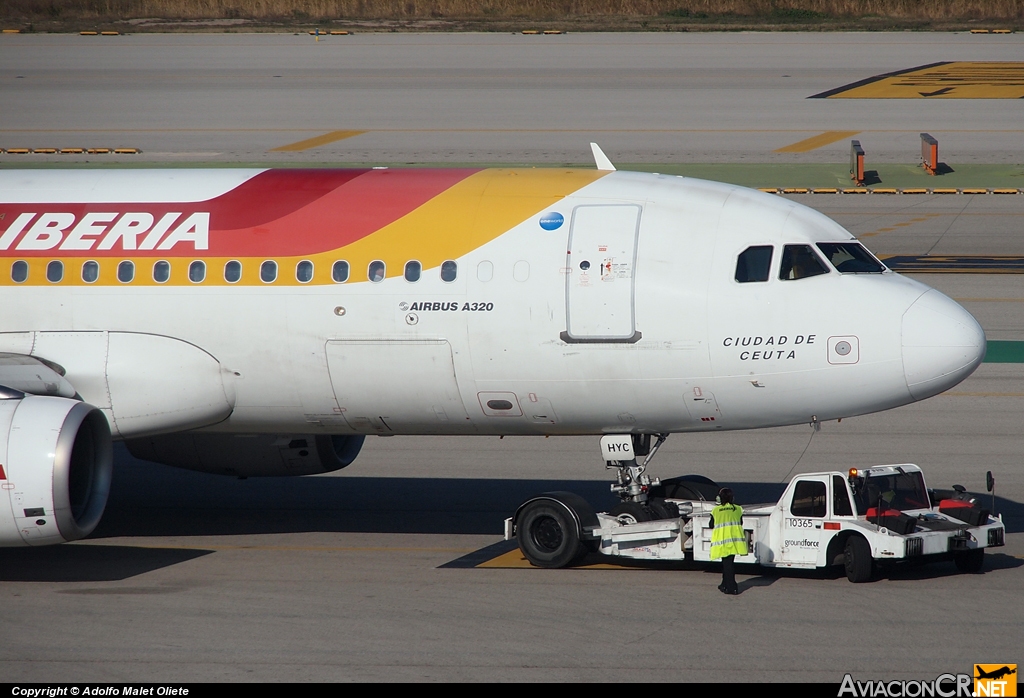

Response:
(814, 62), (1024, 99)
(774, 130), (860, 153)
(476, 548), (659, 570)
(270, 129), (367, 152)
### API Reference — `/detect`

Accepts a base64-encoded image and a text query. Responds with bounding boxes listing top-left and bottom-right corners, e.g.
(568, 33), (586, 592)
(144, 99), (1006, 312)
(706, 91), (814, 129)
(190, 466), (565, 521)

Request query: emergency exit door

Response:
(563, 204), (642, 342)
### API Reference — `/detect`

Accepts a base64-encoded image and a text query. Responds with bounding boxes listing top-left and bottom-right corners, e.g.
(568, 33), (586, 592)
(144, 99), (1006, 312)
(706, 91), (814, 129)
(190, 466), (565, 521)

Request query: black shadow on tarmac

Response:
(2, 446), (1018, 583)
(0, 545), (213, 582)
(82, 446), (1023, 538)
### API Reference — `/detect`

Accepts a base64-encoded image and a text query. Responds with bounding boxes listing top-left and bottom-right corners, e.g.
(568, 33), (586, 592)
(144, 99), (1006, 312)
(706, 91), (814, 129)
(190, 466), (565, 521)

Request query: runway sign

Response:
(811, 62), (1024, 99)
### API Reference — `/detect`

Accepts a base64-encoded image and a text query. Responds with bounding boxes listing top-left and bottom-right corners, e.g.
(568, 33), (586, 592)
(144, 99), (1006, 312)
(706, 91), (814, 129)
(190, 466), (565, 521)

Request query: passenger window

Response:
(404, 260), (421, 282)
(477, 260), (493, 282)
(188, 260), (206, 283)
(833, 475), (854, 517)
(332, 261), (349, 283)
(11, 260), (28, 283)
(440, 260), (457, 283)
(780, 245), (829, 281)
(368, 260), (385, 283)
(816, 242), (885, 273)
(296, 260), (313, 283)
(46, 260), (64, 283)
(790, 480), (827, 517)
(117, 261), (135, 283)
(224, 260), (241, 283)
(82, 260), (99, 284)
(153, 260), (170, 283)
(260, 260), (278, 283)
(513, 260), (530, 282)
(735, 246), (773, 283)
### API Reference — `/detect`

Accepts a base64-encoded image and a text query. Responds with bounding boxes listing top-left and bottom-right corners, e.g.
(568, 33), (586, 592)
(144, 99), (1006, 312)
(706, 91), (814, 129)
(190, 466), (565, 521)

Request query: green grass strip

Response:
(2, 161), (1023, 189)
(985, 340), (1024, 363)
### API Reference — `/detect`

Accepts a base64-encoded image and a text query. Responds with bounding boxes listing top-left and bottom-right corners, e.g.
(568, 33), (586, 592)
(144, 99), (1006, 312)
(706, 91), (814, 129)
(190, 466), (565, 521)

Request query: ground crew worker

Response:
(710, 487), (748, 595)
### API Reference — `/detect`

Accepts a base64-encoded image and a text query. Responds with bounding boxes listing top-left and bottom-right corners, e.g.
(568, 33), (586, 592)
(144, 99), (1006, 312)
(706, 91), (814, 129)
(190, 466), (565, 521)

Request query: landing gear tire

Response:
(844, 535), (874, 583)
(647, 498), (680, 520)
(517, 500), (587, 569)
(680, 474), (719, 487)
(610, 501), (653, 525)
(954, 549), (984, 574)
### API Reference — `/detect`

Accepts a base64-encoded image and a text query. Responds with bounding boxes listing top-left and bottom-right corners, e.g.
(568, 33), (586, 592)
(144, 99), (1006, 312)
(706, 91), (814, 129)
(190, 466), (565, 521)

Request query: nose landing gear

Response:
(604, 433), (679, 523)
(508, 434), (681, 568)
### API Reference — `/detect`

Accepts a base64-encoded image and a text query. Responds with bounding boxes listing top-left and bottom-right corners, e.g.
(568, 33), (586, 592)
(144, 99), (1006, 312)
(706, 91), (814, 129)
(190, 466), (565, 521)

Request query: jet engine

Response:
(0, 388), (113, 547)
(125, 432), (365, 477)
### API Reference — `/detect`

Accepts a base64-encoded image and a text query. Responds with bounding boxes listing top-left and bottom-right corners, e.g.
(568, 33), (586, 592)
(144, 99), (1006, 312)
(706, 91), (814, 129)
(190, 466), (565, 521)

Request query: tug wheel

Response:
(609, 501), (653, 525)
(954, 549), (984, 574)
(517, 500), (586, 569)
(844, 535), (874, 583)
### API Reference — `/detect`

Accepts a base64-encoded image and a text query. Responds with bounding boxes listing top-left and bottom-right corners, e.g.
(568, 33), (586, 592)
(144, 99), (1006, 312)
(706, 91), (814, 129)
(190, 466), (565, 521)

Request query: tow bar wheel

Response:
(517, 500), (586, 569)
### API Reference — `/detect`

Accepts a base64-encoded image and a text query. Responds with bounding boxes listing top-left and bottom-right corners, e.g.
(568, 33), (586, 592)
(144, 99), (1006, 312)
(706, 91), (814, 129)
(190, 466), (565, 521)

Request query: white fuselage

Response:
(0, 169), (986, 438)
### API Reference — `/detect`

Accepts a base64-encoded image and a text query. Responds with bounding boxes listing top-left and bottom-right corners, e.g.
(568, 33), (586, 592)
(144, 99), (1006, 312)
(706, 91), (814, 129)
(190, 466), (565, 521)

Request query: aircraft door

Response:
(563, 204), (642, 343)
(325, 339), (471, 434)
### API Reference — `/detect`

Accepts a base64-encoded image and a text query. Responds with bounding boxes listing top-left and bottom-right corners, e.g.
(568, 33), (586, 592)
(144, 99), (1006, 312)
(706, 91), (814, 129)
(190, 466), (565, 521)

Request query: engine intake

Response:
(0, 392), (113, 547)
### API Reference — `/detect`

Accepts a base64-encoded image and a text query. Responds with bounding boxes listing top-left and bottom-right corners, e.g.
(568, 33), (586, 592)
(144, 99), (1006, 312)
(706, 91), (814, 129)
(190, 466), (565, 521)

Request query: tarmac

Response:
(2, 32), (1024, 165)
(0, 31), (1022, 683)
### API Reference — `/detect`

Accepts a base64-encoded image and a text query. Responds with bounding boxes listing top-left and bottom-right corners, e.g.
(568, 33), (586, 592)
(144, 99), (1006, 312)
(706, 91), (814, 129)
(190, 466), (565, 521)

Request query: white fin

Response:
(590, 142), (616, 171)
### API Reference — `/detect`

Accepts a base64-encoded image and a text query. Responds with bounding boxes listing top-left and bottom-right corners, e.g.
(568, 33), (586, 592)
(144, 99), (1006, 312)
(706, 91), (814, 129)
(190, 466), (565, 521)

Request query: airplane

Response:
(0, 145), (986, 547)
(975, 666), (1016, 680)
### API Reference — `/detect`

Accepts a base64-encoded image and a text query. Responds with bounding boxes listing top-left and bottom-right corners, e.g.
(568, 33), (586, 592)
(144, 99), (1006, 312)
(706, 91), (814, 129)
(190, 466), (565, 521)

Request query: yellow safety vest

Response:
(710, 503), (748, 559)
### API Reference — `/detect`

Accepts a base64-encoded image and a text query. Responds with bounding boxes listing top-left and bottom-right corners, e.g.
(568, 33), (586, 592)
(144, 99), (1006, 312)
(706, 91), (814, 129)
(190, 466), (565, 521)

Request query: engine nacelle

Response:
(0, 389), (113, 547)
(125, 432), (365, 477)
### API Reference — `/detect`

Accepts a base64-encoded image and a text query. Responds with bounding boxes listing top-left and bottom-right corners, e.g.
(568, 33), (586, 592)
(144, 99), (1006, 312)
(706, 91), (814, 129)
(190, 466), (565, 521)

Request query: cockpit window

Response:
(816, 242), (886, 273)
(779, 245), (829, 281)
(734, 245), (773, 283)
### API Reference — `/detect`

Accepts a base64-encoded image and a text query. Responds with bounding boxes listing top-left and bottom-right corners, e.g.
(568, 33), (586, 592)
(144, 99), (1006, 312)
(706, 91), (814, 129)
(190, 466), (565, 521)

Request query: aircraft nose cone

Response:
(902, 290), (986, 400)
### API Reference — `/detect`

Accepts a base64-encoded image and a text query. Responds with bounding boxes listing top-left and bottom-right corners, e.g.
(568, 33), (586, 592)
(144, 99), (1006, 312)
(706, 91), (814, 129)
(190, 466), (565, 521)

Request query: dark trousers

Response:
(721, 555), (737, 592)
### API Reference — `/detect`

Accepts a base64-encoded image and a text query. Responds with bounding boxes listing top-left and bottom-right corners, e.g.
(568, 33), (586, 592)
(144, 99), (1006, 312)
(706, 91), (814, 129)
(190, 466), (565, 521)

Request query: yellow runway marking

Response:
(861, 214), (941, 237)
(476, 548), (655, 570)
(476, 549), (538, 568)
(270, 129), (366, 152)
(774, 131), (860, 153)
(881, 254), (1024, 273)
(814, 62), (1024, 99)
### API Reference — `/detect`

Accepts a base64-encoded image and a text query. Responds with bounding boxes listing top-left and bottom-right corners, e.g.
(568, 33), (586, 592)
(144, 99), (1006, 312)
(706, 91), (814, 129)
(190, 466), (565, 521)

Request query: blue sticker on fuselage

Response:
(539, 212), (564, 230)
